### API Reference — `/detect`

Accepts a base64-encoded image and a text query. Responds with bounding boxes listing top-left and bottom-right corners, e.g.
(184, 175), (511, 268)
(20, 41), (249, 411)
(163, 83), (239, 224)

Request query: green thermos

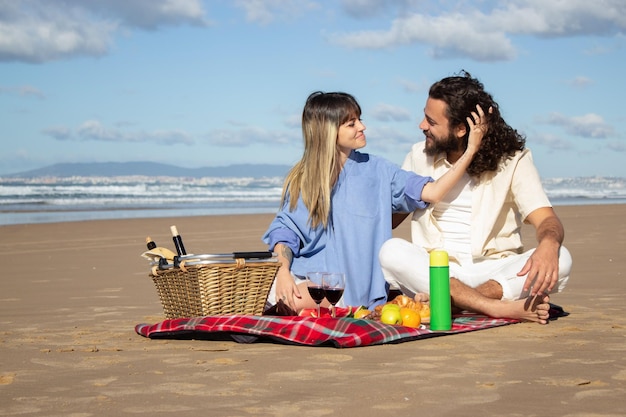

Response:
(429, 250), (451, 330)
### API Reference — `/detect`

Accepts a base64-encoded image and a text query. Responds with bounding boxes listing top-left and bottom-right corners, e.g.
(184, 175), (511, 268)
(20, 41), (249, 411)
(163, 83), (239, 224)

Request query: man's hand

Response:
(517, 208), (564, 295)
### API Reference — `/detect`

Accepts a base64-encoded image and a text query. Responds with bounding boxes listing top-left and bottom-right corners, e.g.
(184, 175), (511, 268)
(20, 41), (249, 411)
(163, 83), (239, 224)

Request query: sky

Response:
(1, 0), (625, 178)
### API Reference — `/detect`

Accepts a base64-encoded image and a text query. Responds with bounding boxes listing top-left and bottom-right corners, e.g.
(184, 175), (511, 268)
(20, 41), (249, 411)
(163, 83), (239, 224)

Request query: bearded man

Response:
(379, 71), (572, 324)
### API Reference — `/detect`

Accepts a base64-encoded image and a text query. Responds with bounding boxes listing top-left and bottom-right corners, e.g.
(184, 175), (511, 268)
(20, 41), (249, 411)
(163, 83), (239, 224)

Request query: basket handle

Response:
(232, 251), (273, 259)
(150, 252), (277, 274)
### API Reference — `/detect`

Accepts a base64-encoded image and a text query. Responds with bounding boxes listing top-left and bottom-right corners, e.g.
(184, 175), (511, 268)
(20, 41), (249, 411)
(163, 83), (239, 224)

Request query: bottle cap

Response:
(430, 250), (449, 266)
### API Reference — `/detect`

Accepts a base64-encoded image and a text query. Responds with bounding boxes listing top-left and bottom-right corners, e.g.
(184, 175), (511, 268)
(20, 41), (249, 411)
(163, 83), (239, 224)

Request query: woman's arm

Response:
(272, 243), (302, 308)
(420, 104), (488, 203)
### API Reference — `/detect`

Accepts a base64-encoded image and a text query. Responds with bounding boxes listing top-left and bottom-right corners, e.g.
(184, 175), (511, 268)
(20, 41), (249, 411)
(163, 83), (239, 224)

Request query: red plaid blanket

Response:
(136, 305), (567, 348)
(136, 312), (522, 348)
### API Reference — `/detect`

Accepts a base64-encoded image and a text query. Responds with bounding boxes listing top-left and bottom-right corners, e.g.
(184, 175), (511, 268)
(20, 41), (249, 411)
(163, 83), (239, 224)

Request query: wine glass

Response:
(323, 272), (345, 318)
(306, 272), (326, 317)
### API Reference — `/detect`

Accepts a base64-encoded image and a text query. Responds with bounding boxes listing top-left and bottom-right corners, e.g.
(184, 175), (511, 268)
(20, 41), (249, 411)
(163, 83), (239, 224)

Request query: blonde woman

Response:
(263, 91), (486, 312)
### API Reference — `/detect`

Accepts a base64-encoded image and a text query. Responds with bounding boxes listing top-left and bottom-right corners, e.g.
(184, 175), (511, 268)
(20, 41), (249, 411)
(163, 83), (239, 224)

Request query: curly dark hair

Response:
(429, 70), (525, 177)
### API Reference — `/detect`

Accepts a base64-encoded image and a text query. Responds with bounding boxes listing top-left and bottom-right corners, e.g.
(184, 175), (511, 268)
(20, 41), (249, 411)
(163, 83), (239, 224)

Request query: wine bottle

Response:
(145, 236), (157, 250)
(170, 225), (187, 256)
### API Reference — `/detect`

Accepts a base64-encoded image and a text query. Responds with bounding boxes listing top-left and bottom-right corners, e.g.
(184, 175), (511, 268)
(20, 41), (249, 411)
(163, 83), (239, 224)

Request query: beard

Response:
(423, 130), (462, 157)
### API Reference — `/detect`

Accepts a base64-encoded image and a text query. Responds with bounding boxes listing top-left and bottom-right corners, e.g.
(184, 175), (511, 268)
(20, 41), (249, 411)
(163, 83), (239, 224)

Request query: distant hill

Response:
(5, 162), (292, 178)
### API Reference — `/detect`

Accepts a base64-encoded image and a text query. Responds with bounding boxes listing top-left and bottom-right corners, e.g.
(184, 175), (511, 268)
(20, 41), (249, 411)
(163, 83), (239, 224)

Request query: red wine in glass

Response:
(323, 273), (345, 318)
(306, 272), (325, 317)
(324, 288), (344, 305)
(308, 286), (325, 304)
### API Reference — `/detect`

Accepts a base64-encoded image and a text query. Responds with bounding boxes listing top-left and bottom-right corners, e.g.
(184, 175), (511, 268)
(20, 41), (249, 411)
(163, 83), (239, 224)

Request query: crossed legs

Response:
(379, 238), (562, 325)
(448, 278), (551, 324)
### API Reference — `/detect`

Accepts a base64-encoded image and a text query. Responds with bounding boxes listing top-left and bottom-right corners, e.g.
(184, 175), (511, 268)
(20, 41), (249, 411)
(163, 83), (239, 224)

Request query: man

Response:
(379, 71), (572, 325)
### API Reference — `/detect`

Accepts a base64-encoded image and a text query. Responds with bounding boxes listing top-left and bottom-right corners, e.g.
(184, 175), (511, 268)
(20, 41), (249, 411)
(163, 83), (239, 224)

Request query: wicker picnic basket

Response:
(149, 252), (280, 319)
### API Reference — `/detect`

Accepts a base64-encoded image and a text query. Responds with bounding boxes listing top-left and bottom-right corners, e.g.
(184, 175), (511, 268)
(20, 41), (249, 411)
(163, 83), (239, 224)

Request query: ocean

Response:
(1, 175), (625, 226)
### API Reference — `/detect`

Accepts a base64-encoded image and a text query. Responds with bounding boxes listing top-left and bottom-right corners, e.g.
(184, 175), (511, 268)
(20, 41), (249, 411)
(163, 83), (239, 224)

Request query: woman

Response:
(263, 91), (486, 311)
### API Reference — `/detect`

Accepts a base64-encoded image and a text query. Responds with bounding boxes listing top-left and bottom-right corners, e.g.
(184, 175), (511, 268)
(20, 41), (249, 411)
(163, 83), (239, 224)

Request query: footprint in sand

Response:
(574, 389), (617, 400)
(89, 376), (118, 387)
(614, 369), (626, 381)
(309, 353), (352, 363)
(538, 377), (607, 387)
(209, 358), (248, 365)
(0, 373), (16, 385)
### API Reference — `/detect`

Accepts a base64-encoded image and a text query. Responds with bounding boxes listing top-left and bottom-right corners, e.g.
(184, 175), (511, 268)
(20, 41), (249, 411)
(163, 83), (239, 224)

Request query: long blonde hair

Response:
(282, 91), (362, 229)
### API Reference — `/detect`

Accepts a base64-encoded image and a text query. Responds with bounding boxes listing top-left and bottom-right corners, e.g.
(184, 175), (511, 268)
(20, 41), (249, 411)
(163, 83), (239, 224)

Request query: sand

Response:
(1, 204), (625, 416)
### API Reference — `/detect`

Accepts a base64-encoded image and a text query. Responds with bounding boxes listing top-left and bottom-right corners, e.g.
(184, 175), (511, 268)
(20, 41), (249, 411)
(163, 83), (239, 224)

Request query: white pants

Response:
(379, 238), (572, 301)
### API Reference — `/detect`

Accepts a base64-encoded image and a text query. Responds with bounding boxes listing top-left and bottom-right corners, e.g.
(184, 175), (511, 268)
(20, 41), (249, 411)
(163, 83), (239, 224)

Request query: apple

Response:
(381, 303), (401, 313)
(380, 308), (402, 325)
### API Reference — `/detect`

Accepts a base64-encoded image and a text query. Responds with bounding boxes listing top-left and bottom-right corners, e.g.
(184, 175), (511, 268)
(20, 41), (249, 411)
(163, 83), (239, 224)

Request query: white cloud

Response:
(0, 84), (45, 98)
(397, 78), (427, 94)
(530, 132), (576, 151)
(566, 76), (594, 89)
(366, 125), (416, 151)
(607, 140), (626, 152)
(68, 0), (209, 29)
(0, 0), (208, 63)
(234, 0), (319, 25)
(340, 0), (388, 19)
(207, 126), (298, 146)
(330, 12), (516, 61)
(369, 103), (412, 122)
(42, 120), (195, 145)
(43, 120), (302, 147)
(489, 0), (626, 37)
(584, 44), (615, 56)
(283, 114), (302, 129)
(0, 2), (116, 63)
(43, 126), (73, 141)
(542, 112), (616, 139)
(340, 0), (420, 19)
(330, 0), (626, 61)
(5, 1), (624, 64)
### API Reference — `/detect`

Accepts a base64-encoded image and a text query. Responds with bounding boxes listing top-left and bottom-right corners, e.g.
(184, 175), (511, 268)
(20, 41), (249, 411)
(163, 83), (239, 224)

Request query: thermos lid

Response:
(430, 250), (449, 266)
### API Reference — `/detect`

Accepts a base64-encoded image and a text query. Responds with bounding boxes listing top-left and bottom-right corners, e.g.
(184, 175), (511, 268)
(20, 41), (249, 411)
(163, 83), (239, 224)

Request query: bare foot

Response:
(486, 294), (551, 325)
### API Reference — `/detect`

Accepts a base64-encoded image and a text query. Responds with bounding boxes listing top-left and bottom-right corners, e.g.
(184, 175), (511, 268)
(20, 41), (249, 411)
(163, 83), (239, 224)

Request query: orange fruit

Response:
(400, 307), (421, 328)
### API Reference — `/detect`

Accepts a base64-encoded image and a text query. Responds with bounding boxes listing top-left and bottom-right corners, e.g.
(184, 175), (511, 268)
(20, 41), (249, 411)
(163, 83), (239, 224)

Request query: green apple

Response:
(380, 308), (402, 325)
(381, 303), (401, 313)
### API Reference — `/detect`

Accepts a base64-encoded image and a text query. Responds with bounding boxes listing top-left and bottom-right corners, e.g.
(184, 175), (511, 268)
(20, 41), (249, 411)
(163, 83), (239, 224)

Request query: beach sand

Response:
(1, 204), (625, 416)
